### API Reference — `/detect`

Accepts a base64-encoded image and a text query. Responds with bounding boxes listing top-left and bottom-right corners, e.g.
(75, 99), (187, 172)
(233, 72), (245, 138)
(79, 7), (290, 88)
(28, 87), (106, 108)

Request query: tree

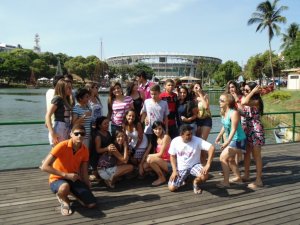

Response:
(212, 61), (242, 86)
(248, 0), (287, 84)
(280, 23), (299, 50)
(283, 31), (300, 68)
(244, 51), (282, 83)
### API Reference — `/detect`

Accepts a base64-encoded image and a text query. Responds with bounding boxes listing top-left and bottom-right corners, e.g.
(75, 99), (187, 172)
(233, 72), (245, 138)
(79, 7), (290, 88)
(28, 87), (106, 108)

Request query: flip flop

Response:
(193, 183), (202, 194)
(229, 177), (243, 183)
(60, 202), (72, 216)
(247, 182), (263, 190)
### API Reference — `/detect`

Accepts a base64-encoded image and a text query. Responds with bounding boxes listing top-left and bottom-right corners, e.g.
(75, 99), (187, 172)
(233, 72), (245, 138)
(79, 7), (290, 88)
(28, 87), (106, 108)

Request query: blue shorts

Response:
(168, 164), (203, 188)
(229, 139), (246, 152)
(196, 117), (212, 128)
(50, 179), (96, 205)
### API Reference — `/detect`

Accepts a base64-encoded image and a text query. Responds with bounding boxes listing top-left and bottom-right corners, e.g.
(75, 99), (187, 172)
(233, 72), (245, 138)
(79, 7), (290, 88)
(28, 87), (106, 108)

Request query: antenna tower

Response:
(33, 33), (41, 53)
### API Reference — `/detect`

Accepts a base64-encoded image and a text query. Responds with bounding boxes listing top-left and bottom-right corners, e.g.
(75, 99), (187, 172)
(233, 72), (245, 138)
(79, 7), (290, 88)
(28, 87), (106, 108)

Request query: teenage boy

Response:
(41, 124), (97, 216)
(140, 84), (169, 142)
(160, 79), (178, 139)
(168, 124), (215, 194)
(135, 70), (154, 100)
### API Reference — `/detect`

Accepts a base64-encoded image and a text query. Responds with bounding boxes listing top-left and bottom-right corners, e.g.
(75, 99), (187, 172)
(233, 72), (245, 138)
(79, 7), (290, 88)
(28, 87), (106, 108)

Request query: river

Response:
(0, 88), (275, 170)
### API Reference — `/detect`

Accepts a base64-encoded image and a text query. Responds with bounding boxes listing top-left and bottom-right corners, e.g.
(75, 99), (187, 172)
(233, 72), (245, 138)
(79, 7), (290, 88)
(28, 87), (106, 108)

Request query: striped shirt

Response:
(111, 96), (133, 126)
(72, 104), (92, 140)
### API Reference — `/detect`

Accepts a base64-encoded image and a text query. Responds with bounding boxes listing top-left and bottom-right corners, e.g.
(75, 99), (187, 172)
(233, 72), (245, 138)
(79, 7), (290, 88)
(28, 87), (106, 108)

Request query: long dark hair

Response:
(151, 121), (166, 150)
(123, 109), (139, 127)
(247, 81), (264, 115)
(107, 81), (122, 117)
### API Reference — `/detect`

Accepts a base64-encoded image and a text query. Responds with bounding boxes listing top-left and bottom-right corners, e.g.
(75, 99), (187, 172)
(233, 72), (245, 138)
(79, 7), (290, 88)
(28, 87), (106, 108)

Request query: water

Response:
(0, 88), (275, 170)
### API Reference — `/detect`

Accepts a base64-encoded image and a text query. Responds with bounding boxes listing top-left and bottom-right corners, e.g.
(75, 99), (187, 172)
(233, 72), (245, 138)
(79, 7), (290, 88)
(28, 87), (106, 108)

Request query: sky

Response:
(1, 0), (299, 67)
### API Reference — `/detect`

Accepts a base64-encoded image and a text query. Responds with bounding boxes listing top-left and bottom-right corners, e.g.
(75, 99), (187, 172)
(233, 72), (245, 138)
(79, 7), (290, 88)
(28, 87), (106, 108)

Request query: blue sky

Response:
(1, 0), (299, 66)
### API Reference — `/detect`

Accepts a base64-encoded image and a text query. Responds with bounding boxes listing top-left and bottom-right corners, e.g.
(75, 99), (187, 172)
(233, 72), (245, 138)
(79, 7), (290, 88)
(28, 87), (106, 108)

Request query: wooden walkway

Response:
(0, 143), (300, 225)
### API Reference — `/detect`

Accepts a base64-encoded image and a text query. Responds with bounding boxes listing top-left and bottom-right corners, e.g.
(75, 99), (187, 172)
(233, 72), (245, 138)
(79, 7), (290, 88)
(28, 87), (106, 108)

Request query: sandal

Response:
(229, 177), (242, 183)
(60, 202), (72, 216)
(247, 182), (263, 190)
(193, 183), (202, 194)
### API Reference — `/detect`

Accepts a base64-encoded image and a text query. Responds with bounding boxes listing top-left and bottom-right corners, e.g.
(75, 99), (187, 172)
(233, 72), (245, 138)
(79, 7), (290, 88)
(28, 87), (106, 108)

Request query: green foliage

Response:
(283, 31), (300, 68)
(212, 61), (241, 86)
(269, 91), (291, 100)
(244, 51), (282, 80)
(248, 0), (288, 79)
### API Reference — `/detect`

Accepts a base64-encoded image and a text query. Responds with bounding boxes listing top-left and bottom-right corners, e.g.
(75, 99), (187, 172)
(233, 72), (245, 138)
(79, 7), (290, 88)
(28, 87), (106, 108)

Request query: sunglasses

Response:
(73, 132), (86, 137)
(244, 89), (251, 93)
(219, 99), (226, 103)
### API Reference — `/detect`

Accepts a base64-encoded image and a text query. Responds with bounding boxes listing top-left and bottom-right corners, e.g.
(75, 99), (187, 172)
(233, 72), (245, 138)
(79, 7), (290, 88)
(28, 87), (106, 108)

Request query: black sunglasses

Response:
(73, 132), (86, 137)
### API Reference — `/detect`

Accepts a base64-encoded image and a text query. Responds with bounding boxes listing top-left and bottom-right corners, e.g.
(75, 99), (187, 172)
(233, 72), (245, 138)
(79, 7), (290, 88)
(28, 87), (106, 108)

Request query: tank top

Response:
(155, 144), (170, 161)
(221, 109), (246, 141)
(126, 127), (138, 149)
(197, 100), (211, 119)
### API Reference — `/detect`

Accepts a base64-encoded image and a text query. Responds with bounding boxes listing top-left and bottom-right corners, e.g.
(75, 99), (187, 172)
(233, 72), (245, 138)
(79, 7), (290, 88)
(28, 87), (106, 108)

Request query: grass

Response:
(262, 88), (300, 129)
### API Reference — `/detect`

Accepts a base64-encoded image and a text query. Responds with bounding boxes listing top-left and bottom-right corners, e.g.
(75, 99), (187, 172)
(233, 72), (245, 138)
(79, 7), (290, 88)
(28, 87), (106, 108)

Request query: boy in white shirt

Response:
(168, 124), (215, 194)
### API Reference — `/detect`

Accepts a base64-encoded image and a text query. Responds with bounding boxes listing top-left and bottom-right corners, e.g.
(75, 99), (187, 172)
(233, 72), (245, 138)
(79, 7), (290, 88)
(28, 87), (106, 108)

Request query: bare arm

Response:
(80, 161), (91, 187)
(135, 122), (144, 149)
(45, 104), (58, 144)
(169, 154), (178, 182)
(156, 135), (171, 158)
(222, 110), (240, 149)
(201, 145), (215, 175)
(241, 85), (260, 107)
(40, 154), (79, 182)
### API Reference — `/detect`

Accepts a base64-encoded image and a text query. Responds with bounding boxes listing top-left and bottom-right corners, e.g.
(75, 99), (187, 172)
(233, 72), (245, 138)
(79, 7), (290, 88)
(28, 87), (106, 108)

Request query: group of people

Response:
(40, 71), (265, 216)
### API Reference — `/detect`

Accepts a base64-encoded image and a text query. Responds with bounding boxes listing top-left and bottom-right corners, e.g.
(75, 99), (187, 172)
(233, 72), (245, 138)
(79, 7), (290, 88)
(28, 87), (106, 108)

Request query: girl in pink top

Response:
(107, 82), (134, 137)
(140, 121), (171, 186)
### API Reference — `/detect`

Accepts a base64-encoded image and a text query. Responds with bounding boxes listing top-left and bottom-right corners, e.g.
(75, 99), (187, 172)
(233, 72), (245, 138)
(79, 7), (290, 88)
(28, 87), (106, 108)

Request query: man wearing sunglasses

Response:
(41, 124), (96, 216)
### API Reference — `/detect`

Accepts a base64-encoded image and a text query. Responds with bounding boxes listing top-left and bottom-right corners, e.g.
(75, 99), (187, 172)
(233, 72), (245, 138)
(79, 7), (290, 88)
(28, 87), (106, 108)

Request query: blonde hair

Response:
(54, 79), (73, 108)
(219, 93), (236, 116)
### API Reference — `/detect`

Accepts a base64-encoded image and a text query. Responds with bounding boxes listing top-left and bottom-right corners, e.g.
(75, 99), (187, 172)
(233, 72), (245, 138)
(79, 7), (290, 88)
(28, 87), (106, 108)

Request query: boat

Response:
(273, 124), (292, 143)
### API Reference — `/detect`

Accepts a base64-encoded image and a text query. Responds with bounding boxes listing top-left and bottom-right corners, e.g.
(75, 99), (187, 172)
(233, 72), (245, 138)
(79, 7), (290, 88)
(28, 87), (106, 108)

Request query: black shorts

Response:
(196, 117), (212, 128)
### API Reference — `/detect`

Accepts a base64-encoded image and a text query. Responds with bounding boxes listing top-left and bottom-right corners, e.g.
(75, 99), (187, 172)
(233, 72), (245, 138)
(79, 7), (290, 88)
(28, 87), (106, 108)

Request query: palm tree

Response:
(280, 22), (299, 50)
(248, 0), (288, 85)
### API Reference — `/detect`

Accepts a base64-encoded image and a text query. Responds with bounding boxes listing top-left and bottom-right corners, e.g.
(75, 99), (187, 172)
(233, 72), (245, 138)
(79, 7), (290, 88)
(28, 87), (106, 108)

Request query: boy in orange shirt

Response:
(41, 124), (96, 216)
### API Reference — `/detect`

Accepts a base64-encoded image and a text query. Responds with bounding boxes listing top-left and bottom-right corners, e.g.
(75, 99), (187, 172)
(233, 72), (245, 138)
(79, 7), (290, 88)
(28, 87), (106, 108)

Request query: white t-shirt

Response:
(168, 136), (212, 170)
(141, 99), (169, 134)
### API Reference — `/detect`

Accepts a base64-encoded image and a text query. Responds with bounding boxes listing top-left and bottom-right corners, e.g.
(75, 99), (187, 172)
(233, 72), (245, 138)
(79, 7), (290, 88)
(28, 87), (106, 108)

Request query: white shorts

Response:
(98, 166), (117, 181)
(48, 121), (70, 146)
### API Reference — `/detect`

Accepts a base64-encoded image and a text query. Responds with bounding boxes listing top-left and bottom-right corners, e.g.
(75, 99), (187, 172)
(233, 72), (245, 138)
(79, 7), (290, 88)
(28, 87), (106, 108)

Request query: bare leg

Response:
(219, 148), (231, 186)
(229, 156), (242, 182)
(248, 146), (263, 188)
(242, 144), (252, 181)
(147, 155), (168, 185)
(200, 126), (211, 164)
(111, 164), (134, 185)
(56, 182), (72, 216)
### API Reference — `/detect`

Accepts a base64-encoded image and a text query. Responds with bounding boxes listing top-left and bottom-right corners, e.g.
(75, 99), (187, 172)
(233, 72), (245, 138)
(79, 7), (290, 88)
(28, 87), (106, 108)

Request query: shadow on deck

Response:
(0, 143), (300, 225)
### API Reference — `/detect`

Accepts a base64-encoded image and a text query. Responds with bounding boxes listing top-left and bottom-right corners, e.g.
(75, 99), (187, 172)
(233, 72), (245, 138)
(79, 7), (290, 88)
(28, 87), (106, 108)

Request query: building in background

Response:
(0, 43), (18, 52)
(107, 53), (221, 79)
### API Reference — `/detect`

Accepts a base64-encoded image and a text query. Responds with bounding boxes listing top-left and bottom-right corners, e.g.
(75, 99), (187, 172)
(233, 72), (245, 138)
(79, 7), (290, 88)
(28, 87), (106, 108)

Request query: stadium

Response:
(106, 53), (222, 79)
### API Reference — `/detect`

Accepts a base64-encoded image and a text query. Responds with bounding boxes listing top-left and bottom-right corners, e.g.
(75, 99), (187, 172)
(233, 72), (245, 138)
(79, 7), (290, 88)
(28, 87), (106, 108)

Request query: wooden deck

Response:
(0, 143), (300, 225)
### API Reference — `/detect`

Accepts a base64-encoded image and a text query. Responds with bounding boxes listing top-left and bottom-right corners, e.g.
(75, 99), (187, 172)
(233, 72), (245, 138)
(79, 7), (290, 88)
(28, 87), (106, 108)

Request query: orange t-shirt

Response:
(49, 139), (89, 184)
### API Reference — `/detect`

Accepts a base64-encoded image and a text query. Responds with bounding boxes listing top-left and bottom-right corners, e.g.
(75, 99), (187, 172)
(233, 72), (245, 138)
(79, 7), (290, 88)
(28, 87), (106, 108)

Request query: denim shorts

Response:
(98, 166), (117, 181)
(196, 117), (212, 128)
(50, 179), (96, 205)
(229, 139), (246, 152)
